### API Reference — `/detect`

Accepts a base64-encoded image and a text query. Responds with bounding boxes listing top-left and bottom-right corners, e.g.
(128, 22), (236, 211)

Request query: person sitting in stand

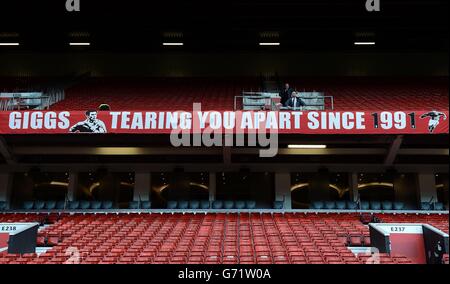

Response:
(279, 83), (293, 106)
(285, 91), (306, 110)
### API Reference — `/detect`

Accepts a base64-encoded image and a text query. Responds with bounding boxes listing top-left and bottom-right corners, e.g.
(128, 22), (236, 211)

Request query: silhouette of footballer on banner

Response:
(69, 110), (107, 133)
(420, 110), (447, 133)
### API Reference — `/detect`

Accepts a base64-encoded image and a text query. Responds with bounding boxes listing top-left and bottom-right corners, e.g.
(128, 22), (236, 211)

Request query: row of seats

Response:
(0, 212), (447, 264)
(21, 200), (115, 210)
(310, 201), (446, 211)
(128, 201), (151, 209)
(165, 200), (283, 209)
(45, 77), (448, 111)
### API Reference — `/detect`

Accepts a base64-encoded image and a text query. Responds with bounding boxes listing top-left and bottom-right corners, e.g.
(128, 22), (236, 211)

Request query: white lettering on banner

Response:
(328, 112), (340, 129)
(223, 112), (235, 129)
(356, 112), (366, 129)
(279, 112), (291, 129)
(210, 112), (221, 129)
(241, 112), (253, 129)
(307, 112), (320, 129)
(180, 112), (192, 130)
(198, 112), (208, 129)
(145, 112), (157, 129)
(121, 112), (131, 129)
(8, 111), (70, 130)
(292, 112), (303, 129)
(131, 112), (143, 130)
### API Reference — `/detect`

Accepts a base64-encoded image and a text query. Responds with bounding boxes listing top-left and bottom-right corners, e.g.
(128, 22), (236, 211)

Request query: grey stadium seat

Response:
(189, 200), (200, 209)
(234, 200), (246, 209)
(434, 202), (444, 210)
(393, 202), (405, 210)
(324, 201), (336, 210)
(140, 201), (151, 209)
(381, 201), (393, 210)
(34, 201), (45, 210)
(0, 201), (6, 211)
(56, 201), (66, 209)
(79, 200), (90, 209)
(335, 201), (346, 210)
(245, 201), (256, 209)
(360, 201), (370, 210)
(167, 201), (178, 209)
(90, 201), (102, 210)
(177, 200), (189, 209)
(102, 201), (113, 209)
(200, 200), (210, 209)
(420, 202), (432, 210)
(129, 201), (139, 209)
(311, 201), (324, 209)
(273, 201), (284, 209)
(68, 201), (80, 210)
(44, 201), (57, 210)
(370, 201), (381, 210)
(346, 201), (358, 210)
(212, 201), (223, 209)
(223, 201), (234, 209)
(23, 201), (34, 210)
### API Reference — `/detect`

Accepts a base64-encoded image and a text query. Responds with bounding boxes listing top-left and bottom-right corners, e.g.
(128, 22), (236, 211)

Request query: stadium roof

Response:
(0, 0), (448, 52)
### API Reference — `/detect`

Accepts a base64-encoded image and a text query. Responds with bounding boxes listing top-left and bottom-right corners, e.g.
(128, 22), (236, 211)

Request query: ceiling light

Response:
(354, 41), (375, 45)
(259, 42), (280, 46)
(163, 42), (183, 46)
(287, 145), (327, 149)
(69, 42), (90, 46)
(0, 43), (19, 46)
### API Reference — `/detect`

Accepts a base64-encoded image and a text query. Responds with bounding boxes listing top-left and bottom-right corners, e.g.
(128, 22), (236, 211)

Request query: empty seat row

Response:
(211, 200), (256, 210)
(22, 200), (115, 210)
(67, 201), (114, 210)
(166, 200), (210, 210)
(310, 201), (358, 210)
(22, 201), (66, 210)
(128, 201), (151, 209)
(360, 201), (405, 210)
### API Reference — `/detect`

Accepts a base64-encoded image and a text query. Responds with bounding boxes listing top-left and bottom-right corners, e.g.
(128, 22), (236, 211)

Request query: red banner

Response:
(0, 110), (448, 134)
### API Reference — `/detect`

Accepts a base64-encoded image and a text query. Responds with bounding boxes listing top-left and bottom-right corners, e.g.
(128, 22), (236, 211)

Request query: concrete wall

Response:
(0, 52), (447, 77)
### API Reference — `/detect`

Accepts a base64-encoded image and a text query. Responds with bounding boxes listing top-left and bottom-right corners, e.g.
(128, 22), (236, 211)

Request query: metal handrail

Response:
(234, 94), (334, 111)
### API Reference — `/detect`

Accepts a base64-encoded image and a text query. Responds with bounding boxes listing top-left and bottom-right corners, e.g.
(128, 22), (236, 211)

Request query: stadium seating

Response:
(0, 212), (447, 264)
(0, 201), (6, 211)
(41, 77), (448, 112)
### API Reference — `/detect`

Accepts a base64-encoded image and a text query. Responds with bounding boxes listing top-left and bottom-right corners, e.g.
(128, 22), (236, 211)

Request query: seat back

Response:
(140, 201), (151, 209)
(101, 201), (113, 209)
(90, 201), (102, 210)
(273, 201), (284, 209)
(360, 201), (370, 210)
(420, 202), (432, 210)
(234, 200), (246, 209)
(34, 200), (45, 210)
(212, 201), (223, 209)
(335, 201), (346, 209)
(166, 201), (178, 209)
(245, 200), (256, 209)
(311, 201), (324, 209)
(177, 200), (189, 209)
(200, 200), (210, 209)
(189, 200), (200, 209)
(56, 201), (66, 209)
(370, 201), (381, 210)
(44, 201), (56, 210)
(0, 201), (6, 211)
(23, 201), (34, 210)
(223, 201), (234, 209)
(346, 201), (358, 210)
(128, 201), (139, 209)
(393, 201), (405, 210)
(381, 201), (393, 210)
(433, 202), (444, 210)
(79, 200), (90, 209)
(68, 201), (80, 209)
(324, 201), (336, 209)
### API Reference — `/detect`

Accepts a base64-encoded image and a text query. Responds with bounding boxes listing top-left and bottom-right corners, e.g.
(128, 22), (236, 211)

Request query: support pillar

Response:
(275, 173), (292, 209)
